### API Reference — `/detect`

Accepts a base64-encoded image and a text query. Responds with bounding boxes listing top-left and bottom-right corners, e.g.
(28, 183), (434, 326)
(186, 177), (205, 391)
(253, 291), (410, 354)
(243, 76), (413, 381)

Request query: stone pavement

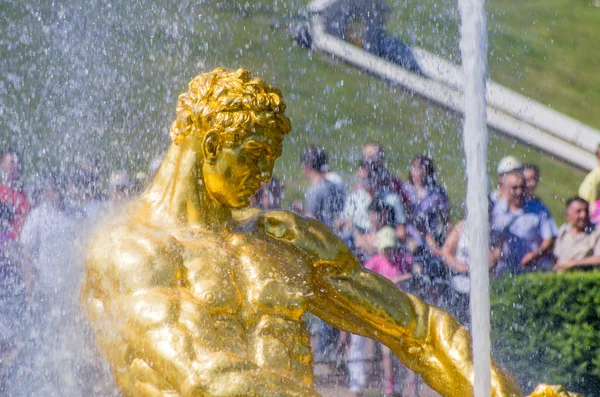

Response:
(317, 384), (440, 397)
(313, 362), (440, 397)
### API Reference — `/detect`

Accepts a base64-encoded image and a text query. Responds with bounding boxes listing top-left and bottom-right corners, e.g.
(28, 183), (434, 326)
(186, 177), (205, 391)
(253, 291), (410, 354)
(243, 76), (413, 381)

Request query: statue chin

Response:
(205, 189), (251, 209)
(225, 194), (252, 209)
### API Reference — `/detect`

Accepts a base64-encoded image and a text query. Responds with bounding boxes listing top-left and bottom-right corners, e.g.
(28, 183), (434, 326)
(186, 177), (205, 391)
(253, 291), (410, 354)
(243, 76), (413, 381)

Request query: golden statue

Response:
(81, 68), (573, 397)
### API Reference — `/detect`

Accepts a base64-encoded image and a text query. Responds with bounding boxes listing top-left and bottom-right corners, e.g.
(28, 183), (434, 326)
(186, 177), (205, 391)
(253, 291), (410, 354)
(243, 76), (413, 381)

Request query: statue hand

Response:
(527, 384), (582, 397)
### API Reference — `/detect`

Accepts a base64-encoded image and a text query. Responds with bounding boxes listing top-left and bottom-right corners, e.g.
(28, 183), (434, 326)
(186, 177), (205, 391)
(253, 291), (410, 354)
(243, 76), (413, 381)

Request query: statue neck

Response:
(142, 143), (232, 232)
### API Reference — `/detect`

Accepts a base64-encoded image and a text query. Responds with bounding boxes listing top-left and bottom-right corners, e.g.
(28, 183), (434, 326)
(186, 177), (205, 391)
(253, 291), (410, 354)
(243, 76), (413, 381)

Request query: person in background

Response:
(301, 146), (345, 229)
(440, 212), (500, 326)
(336, 158), (373, 248)
(521, 163), (558, 241)
(354, 199), (411, 267)
(367, 227), (413, 397)
(366, 158), (411, 244)
(402, 155), (450, 256)
(0, 148), (30, 243)
(522, 164), (540, 201)
(579, 144), (600, 224)
(489, 156), (522, 207)
(0, 244), (29, 394)
(491, 171), (557, 274)
(347, 201), (417, 397)
(401, 155), (450, 305)
(320, 149), (345, 195)
(362, 142), (411, 226)
(301, 146), (345, 369)
(365, 226), (413, 285)
(17, 173), (91, 396)
(553, 197), (600, 273)
(362, 143), (403, 193)
(338, 158), (412, 262)
(108, 170), (132, 206)
(0, 148), (22, 190)
(249, 177), (283, 210)
(21, 175), (77, 302)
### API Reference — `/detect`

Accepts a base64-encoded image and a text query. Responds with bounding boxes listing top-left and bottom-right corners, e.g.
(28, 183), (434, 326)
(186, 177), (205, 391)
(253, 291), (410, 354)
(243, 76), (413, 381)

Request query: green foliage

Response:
(491, 272), (600, 395)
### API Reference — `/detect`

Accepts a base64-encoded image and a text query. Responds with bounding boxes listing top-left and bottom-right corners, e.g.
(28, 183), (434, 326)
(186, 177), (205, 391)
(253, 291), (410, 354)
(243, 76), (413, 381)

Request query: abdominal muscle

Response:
(179, 228), (316, 386)
(247, 314), (314, 385)
(180, 294), (314, 386)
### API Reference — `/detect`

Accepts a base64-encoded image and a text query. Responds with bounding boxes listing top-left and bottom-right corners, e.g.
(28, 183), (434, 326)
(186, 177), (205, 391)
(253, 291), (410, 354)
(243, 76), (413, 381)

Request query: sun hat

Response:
(374, 226), (397, 251)
(496, 156), (522, 176)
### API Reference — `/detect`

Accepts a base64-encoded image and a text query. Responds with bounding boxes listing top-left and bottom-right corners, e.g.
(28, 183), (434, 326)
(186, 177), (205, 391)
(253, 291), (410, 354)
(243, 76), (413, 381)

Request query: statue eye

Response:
(248, 150), (261, 160)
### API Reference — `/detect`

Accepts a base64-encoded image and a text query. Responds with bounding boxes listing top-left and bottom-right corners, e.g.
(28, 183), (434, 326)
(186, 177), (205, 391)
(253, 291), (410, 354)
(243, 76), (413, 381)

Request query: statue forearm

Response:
(312, 268), (522, 397)
(385, 302), (522, 397)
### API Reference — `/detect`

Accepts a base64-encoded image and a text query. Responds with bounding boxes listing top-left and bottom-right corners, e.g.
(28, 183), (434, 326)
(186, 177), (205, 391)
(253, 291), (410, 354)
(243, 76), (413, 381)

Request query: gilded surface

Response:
(81, 68), (564, 397)
(527, 385), (581, 397)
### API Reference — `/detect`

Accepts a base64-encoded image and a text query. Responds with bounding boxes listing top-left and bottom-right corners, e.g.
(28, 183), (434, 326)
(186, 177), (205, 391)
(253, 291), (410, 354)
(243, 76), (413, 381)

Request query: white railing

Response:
(307, 3), (600, 171)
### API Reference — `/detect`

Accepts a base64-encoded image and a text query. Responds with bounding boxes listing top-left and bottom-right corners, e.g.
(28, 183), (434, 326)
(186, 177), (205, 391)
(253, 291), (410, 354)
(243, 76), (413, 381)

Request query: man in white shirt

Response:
(553, 197), (600, 273)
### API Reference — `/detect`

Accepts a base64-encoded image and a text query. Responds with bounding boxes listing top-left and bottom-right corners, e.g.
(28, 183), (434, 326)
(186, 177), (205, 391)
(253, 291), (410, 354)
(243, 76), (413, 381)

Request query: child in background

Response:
(364, 226), (416, 396)
(347, 199), (418, 397)
(364, 226), (412, 284)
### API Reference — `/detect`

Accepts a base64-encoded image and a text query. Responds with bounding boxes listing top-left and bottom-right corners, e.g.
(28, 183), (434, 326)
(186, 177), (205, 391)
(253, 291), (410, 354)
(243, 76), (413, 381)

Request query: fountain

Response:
(0, 1), (592, 396)
(457, 0), (491, 395)
(80, 67), (573, 397)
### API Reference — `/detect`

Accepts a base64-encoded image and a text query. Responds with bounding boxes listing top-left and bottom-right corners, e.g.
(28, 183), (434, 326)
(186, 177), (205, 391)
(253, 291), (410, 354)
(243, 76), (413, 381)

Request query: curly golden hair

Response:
(169, 68), (292, 146)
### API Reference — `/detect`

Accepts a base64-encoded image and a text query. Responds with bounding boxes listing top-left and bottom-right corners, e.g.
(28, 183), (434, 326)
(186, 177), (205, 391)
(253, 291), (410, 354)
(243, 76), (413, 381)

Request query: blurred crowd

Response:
(253, 143), (600, 396)
(1, 140), (600, 396)
(0, 148), (162, 396)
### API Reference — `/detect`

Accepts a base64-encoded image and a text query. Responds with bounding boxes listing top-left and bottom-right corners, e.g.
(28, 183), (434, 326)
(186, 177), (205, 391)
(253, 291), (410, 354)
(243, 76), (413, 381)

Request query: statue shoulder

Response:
(257, 210), (355, 270)
(86, 215), (181, 291)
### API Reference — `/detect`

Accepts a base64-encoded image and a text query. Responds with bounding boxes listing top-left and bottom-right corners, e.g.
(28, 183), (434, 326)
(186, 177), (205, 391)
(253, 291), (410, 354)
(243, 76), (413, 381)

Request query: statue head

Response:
(169, 68), (292, 208)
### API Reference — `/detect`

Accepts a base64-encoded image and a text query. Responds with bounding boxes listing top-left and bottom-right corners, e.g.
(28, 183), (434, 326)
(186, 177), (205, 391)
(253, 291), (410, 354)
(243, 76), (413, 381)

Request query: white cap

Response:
(374, 226), (397, 251)
(497, 156), (522, 176)
(109, 171), (131, 188)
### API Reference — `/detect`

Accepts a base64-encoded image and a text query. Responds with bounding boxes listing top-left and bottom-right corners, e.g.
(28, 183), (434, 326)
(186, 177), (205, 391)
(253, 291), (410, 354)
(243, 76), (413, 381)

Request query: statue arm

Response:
(310, 265), (522, 397)
(260, 211), (523, 397)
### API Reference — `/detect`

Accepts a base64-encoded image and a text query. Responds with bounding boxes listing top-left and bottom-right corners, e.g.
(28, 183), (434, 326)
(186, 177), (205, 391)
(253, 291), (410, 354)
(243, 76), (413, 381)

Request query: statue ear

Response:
(202, 130), (221, 164)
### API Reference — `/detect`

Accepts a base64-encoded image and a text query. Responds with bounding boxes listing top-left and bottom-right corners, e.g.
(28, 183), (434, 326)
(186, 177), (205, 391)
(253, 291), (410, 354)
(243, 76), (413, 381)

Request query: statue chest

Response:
(180, 232), (313, 321)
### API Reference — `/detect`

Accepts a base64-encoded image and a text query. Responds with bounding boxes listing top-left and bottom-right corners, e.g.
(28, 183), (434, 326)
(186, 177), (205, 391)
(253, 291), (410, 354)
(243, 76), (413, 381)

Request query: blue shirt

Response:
(491, 198), (558, 274)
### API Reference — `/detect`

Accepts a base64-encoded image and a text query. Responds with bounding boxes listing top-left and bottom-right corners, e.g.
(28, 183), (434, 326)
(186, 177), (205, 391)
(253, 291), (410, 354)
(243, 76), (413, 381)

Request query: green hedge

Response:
(491, 271), (600, 396)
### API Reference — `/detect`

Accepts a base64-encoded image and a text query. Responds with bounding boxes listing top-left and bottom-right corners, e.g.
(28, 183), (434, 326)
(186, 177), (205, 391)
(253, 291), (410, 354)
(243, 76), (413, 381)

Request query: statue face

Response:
(203, 126), (284, 208)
